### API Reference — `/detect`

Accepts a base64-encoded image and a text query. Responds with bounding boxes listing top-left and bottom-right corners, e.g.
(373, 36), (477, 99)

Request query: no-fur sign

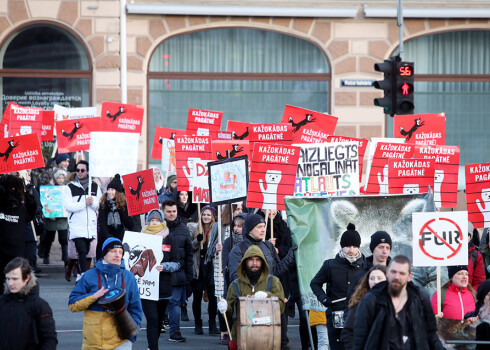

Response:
(412, 211), (468, 266)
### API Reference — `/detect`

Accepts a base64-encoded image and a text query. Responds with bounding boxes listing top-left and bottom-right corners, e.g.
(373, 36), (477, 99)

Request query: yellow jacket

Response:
(309, 310), (327, 327)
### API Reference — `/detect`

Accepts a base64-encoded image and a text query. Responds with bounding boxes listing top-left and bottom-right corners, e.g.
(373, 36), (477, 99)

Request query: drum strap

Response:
(232, 275), (273, 297)
(98, 271), (126, 289)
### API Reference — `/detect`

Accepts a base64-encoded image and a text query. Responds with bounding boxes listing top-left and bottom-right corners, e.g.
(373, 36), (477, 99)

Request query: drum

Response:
(99, 288), (139, 339)
(236, 296), (281, 350)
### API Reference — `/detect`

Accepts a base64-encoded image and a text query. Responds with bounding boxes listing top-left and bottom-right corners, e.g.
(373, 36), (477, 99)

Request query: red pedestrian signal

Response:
(395, 61), (415, 115)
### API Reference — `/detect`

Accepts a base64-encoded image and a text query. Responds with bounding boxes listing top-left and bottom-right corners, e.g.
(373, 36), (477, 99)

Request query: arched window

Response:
(387, 30), (490, 166)
(148, 28), (330, 160)
(0, 23), (92, 111)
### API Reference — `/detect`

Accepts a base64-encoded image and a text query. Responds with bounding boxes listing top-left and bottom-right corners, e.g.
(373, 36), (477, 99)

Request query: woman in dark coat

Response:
(96, 174), (134, 260)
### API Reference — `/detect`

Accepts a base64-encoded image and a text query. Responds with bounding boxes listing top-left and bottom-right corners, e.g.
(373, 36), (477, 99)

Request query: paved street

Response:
(36, 242), (305, 349)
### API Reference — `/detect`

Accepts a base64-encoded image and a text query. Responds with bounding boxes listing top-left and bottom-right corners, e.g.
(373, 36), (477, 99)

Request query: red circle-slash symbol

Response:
(418, 218), (463, 261)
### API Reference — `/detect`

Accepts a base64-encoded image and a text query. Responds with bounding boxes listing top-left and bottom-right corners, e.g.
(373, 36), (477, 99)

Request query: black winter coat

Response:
(159, 234), (180, 298)
(0, 276), (57, 350)
(97, 202), (135, 241)
(353, 281), (444, 350)
(167, 217), (193, 285)
(257, 211), (293, 259)
(348, 255), (392, 299)
(310, 253), (364, 313)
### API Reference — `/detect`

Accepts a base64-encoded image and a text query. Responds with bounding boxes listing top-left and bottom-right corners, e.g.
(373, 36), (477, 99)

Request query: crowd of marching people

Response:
(2, 152), (490, 350)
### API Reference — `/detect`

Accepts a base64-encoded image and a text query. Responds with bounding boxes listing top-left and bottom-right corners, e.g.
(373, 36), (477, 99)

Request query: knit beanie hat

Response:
(476, 279), (490, 303)
(146, 208), (164, 224)
(107, 174), (124, 193)
(243, 213), (265, 236)
(370, 231), (392, 252)
(56, 153), (69, 165)
(102, 237), (124, 257)
(167, 174), (177, 187)
(340, 223), (361, 248)
(201, 205), (217, 220)
(447, 265), (468, 280)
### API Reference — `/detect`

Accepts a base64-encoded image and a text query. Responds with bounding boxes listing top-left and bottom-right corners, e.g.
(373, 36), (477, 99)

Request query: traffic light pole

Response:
(397, 0), (404, 60)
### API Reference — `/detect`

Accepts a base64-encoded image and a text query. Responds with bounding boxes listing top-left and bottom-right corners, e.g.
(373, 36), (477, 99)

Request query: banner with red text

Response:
(56, 117), (102, 153)
(175, 135), (212, 191)
(247, 143), (300, 210)
(216, 131), (233, 140)
(249, 123), (293, 145)
(226, 120), (253, 141)
(150, 126), (182, 160)
(282, 105), (337, 144)
(394, 113), (445, 145)
(327, 135), (368, 182)
(187, 158), (211, 203)
(186, 108), (223, 138)
(465, 163), (490, 229)
(211, 140), (250, 161)
(40, 110), (55, 141)
(388, 158), (435, 195)
(54, 104), (97, 121)
(414, 145), (460, 208)
(365, 142), (414, 195)
(0, 102), (15, 137)
(101, 102), (144, 134)
(0, 133), (44, 174)
(122, 169), (159, 216)
(294, 142), (360, 197)
(9, 104), (43, 137)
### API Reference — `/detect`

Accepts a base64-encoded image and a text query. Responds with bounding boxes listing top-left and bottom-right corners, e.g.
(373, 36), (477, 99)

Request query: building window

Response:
(148, 28), (331, 161)
(387, 30), (490, 166)
(0, 23), (92, 111)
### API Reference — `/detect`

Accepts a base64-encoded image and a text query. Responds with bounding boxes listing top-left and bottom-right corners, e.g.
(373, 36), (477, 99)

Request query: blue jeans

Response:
(168, 285), (186, 333)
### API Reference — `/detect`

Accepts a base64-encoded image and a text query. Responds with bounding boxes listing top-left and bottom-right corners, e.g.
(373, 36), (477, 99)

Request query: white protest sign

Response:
(293, 141), (360, 196)
(412, 211), (468, 266)
(161, 138), (176, 173)
(123, 231), (163, 301)
(54, 104), (97, 121)
(188, 157), (210, 203)
(89, 132), (139, 177)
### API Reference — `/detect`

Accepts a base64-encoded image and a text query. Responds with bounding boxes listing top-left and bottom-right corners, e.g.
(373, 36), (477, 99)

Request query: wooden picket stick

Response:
(437, 266), (442, 315)
(271, 212), (274, 240)
(219, 296), (233, 340)
(263, 209), (269, 242)
(218, 205), (223, 292)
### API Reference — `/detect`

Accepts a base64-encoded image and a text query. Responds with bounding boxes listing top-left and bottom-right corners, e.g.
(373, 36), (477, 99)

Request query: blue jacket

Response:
(157, 186), (178, 204)
(69, 259), (142, 348)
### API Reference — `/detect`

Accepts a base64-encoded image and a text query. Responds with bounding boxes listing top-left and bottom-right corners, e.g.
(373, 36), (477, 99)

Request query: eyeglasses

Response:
(76, 169), (86, 173)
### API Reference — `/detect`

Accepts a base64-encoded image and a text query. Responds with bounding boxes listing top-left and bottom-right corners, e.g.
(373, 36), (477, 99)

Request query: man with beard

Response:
(218, 245), (284, 350)
(353, 255), (444, 350)
(310, 223), (365, 350)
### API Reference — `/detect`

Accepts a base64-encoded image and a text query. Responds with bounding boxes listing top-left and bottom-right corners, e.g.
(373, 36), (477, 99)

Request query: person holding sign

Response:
(353, 255), (444, 350)
(157, 173), (178, 204)
(310, 224), (364, 350)
(96, 174), (135, 260)
(141, 209), (180, 350)
(430, 265), (476, 320)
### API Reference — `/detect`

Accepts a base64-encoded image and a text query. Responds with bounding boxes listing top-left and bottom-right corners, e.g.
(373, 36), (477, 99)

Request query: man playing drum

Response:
(69, 237), (143, 350)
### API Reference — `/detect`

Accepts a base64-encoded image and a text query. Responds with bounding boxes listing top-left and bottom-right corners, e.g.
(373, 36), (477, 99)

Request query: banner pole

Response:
(218, 205), (223, 293)
(305, 310), (315, 350)
(437, 266), (441, 315)
(263, 209), (269, 242)
(271, 213), (274, 240)
(198, 203), (203, 250)
(219, 295), (232, 340)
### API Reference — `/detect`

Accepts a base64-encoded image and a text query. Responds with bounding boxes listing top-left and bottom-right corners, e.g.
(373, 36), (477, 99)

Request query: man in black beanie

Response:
(350, 231), (393, 295)
(310, 223), (364, 350)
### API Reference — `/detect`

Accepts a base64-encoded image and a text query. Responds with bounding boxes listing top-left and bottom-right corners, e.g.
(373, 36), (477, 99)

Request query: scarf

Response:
(144, 222), (169, 238)
(339, 249), (362, 264)
(77, 176), (89, 191)
(107, 198), (121, 228)
(155, 180), (163, 192)
(232, 232), (243, 246)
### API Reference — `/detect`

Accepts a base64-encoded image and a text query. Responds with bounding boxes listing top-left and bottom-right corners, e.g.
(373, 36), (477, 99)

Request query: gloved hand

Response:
(217, 299), (228, 314)
(254, 291), (268, 299)
(196, 233), (204, 242)
(287, 246), (298, 258)
(322, 297), (332, 307)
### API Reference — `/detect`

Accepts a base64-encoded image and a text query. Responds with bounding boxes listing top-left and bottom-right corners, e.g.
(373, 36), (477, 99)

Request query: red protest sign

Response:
(249, 123), (293, 145)
(101, 102), (144, 134)
(122, 169), (159, 216)
(226, 120), (253, 141)
(40, 110), (55, 141)
(414, 145), (460, 208)
(211, 140), (250, 161)
(394, 113), (445, 145)
(216, 131), (233, 140)
(388, 158), (435, 195)
(186, 108), (223, 138)
(150, 126), (183, 160)
(282, 105), (337, 144)
(0, 134), (44, 174)
(465, 163), (490, 228)
(247, 143), (300, 210)
(175, 135), (212, 191)
(365, 142), (414, 195)
(56, 117), (102, 153)
(9, 104), (43, 137)
(326, 135), (368, 182)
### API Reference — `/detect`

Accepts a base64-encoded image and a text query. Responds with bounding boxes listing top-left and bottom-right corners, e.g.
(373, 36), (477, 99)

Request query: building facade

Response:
(0, 0), (489, 175)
